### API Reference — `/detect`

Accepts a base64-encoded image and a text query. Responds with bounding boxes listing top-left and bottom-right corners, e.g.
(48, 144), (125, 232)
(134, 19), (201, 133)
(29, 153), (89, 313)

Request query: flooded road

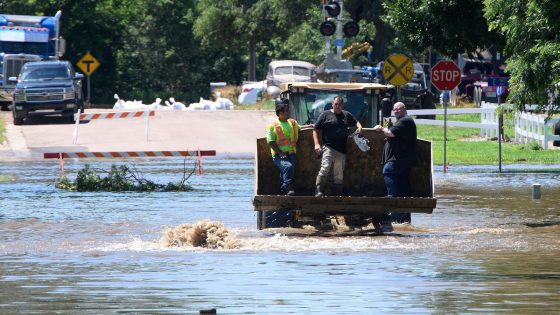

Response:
(1, 157), (559, 314)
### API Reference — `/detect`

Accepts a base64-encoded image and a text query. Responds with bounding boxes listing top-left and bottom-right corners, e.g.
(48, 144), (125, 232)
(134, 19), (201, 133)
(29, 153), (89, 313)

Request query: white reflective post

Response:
(145, 109), (150, 141)
(72, 108), (82, 144)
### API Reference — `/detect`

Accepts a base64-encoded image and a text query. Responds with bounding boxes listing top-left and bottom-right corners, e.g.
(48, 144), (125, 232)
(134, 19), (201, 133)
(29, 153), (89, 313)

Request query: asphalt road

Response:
(0, 109), (277, 160)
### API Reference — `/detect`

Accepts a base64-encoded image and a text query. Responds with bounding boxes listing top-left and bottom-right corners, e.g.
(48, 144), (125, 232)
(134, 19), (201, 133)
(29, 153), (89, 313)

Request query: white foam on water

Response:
(162, 220), (241, 249)
(83, 220), (544, 254)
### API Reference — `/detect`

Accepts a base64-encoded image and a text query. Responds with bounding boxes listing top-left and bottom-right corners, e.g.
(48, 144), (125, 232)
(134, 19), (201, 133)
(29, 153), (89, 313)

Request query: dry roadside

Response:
(0, 109), (277, 161)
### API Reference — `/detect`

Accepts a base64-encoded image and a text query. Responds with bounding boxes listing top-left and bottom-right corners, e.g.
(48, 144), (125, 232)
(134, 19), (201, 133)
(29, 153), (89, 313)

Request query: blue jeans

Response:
(382, 161), (411, 197)
(382, 161), (412, 223)
(272, 153), (296, 194)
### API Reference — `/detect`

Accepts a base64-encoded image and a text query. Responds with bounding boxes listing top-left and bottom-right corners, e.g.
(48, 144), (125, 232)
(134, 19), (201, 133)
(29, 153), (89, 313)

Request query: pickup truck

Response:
(10, 60), (84, 125)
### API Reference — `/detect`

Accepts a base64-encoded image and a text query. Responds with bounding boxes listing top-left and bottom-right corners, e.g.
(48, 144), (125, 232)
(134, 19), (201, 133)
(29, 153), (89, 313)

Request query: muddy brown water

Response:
(1, 158), (559, 314)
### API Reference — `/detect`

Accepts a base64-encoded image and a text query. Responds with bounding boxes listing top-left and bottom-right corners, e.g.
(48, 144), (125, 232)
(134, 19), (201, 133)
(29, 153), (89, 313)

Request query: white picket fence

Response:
(401, 101), (560, 150)
(514, 112), (560, 150)
(481, 102), (560, 149)
(405, 103), (499, 138)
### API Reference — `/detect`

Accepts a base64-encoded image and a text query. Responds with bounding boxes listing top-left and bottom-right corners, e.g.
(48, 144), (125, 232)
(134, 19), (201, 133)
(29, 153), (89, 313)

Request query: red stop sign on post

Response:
(431, 60), (461, 91)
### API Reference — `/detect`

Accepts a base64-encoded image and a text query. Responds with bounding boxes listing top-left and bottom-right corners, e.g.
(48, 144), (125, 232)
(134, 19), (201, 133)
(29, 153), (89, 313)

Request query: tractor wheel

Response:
(259, 210), (296, 229)
(388, 212), (411, 224)
(13, 117), (24, 125)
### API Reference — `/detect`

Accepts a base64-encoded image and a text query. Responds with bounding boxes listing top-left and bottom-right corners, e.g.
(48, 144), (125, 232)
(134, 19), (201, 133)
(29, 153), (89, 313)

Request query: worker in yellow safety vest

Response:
(266, 98), (300, 196)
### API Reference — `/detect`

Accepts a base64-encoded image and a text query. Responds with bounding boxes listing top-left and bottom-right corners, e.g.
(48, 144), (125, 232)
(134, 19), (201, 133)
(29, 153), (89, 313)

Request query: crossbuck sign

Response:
(382, 54), (413, 86)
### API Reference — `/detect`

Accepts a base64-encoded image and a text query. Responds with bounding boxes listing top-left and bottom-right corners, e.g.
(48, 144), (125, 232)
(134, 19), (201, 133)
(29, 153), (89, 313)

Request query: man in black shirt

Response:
(313, 95), (362, 196)
(373, 102), (417, 223)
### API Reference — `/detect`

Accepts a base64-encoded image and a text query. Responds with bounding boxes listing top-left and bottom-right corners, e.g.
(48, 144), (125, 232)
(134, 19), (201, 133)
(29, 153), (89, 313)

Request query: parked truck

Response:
(253, 82), (436, 232)
(10, 60), (83, 125)
(0, 11), (65, 110)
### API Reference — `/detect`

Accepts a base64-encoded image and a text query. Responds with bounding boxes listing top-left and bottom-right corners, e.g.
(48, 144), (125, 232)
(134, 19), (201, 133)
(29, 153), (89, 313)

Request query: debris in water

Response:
(163, 220), (240, 249)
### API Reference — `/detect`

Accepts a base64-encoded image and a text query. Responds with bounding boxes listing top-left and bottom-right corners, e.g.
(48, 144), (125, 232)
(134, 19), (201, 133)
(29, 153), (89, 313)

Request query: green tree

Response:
(112, 0), (212, 102)
(27, 0), (126, 104)
(0, 0), (36, 13)
(384, 0), (501, 58)
(194, 0), (320, 81)
(345, 0), (390, 62)
(484, 0), (560, 112)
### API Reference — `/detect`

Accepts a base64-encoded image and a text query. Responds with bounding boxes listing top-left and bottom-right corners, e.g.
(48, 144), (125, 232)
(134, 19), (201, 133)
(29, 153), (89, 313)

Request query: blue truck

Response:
(0, 11), (65, 110)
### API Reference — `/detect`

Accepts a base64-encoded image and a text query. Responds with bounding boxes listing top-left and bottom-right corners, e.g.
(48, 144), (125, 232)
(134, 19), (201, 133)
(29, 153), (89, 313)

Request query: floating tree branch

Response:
(55, 158), (197, 192)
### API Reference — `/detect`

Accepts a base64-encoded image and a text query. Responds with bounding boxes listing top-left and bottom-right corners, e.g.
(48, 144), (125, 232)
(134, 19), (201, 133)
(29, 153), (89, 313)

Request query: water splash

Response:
(163, 220), (240, 249)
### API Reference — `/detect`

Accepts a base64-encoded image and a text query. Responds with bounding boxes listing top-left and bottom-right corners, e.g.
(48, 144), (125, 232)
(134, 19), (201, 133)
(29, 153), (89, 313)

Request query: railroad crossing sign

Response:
(431, 60), (461, 91)
(77, 52), (100, 76)
(382, 54), (414, 86)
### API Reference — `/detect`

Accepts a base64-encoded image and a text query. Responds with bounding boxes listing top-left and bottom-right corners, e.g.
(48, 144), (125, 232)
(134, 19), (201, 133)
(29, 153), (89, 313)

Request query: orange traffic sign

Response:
(77, 52), (100, 76)
(382, 54), (413, 86)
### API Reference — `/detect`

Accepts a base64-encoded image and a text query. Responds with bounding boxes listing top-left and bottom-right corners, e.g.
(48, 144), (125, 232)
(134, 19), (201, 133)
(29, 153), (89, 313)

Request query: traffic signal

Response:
(319, 21), (336, 36)
(324, 1), (341, 18)
(343, 21), (359, 37)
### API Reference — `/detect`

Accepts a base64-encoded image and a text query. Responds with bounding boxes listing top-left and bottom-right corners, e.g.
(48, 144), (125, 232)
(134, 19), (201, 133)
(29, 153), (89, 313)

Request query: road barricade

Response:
(72, 109), (155, 144)
(44, 150), (216, 177)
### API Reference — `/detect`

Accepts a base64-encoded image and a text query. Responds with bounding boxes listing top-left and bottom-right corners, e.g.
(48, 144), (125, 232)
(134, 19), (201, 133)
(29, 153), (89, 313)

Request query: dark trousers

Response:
(272, 153), (296, 194)
(382, 161), (411, 197)
(382, 161), (412, 223)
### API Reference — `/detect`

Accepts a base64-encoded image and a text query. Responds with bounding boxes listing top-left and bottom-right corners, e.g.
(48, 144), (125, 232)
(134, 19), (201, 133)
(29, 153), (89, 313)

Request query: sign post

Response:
(496, 85), (504, 172)
(76, 51), (100, 106)
(431, 60), (462, 173)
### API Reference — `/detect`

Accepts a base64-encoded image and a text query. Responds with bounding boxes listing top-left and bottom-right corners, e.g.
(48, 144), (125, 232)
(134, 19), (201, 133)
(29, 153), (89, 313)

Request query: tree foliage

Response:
(384, 0), (501, 58)
(484, 0), (560, 112)
(3, 0), (556, 112)
(56, 163), (195, 192)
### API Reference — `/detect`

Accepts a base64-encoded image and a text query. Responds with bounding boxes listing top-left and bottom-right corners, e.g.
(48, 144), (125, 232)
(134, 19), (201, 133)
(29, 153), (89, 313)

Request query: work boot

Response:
(333, 184), (344, 196)
(286, 184), (295, 196)
(315, 175), (326, 197)
(374, 213), (394, 233)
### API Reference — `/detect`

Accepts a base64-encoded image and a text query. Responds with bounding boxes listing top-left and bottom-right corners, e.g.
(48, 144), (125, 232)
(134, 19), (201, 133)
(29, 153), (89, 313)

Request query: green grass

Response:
(235, 99), (275, 111)
(418, 112), (559, 165)
(0, 117), (4, 144)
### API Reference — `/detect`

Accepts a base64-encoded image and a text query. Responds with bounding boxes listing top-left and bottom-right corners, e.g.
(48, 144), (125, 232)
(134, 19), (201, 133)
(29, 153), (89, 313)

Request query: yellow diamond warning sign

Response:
(77, 52), (100, 76)
(382, 54), (413, 86)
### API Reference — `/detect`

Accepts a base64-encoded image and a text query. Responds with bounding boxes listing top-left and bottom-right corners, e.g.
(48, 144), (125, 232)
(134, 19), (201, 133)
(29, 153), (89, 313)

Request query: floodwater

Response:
(1, 157), (559, 314)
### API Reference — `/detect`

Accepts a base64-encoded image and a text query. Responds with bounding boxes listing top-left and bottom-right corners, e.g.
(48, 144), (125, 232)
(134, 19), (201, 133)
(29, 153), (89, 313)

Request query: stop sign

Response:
(431, 60), (461, 91)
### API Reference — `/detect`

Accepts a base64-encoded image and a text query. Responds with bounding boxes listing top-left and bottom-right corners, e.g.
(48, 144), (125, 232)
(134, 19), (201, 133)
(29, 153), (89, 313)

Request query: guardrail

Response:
(72, 109), (155, 144)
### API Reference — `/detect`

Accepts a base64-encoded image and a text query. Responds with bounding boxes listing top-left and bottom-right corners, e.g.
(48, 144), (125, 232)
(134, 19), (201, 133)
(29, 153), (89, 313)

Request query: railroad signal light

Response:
(319, 21), (336, 36)
(324, 1), (341, 18)
(343, 21), (359, 37)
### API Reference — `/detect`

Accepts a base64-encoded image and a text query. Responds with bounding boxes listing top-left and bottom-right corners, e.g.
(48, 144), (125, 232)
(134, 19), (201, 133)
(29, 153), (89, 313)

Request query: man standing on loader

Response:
(313, 95), (362, 197)
(266, 99), (300, 196)
(373, 101), (417, 223)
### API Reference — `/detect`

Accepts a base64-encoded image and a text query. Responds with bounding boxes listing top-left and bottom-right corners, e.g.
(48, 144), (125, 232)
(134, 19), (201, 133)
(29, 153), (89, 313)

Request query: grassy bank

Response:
(242, 98), (558, 165)
(417, 109), (559, 165)
(0, 116), (4, 144)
